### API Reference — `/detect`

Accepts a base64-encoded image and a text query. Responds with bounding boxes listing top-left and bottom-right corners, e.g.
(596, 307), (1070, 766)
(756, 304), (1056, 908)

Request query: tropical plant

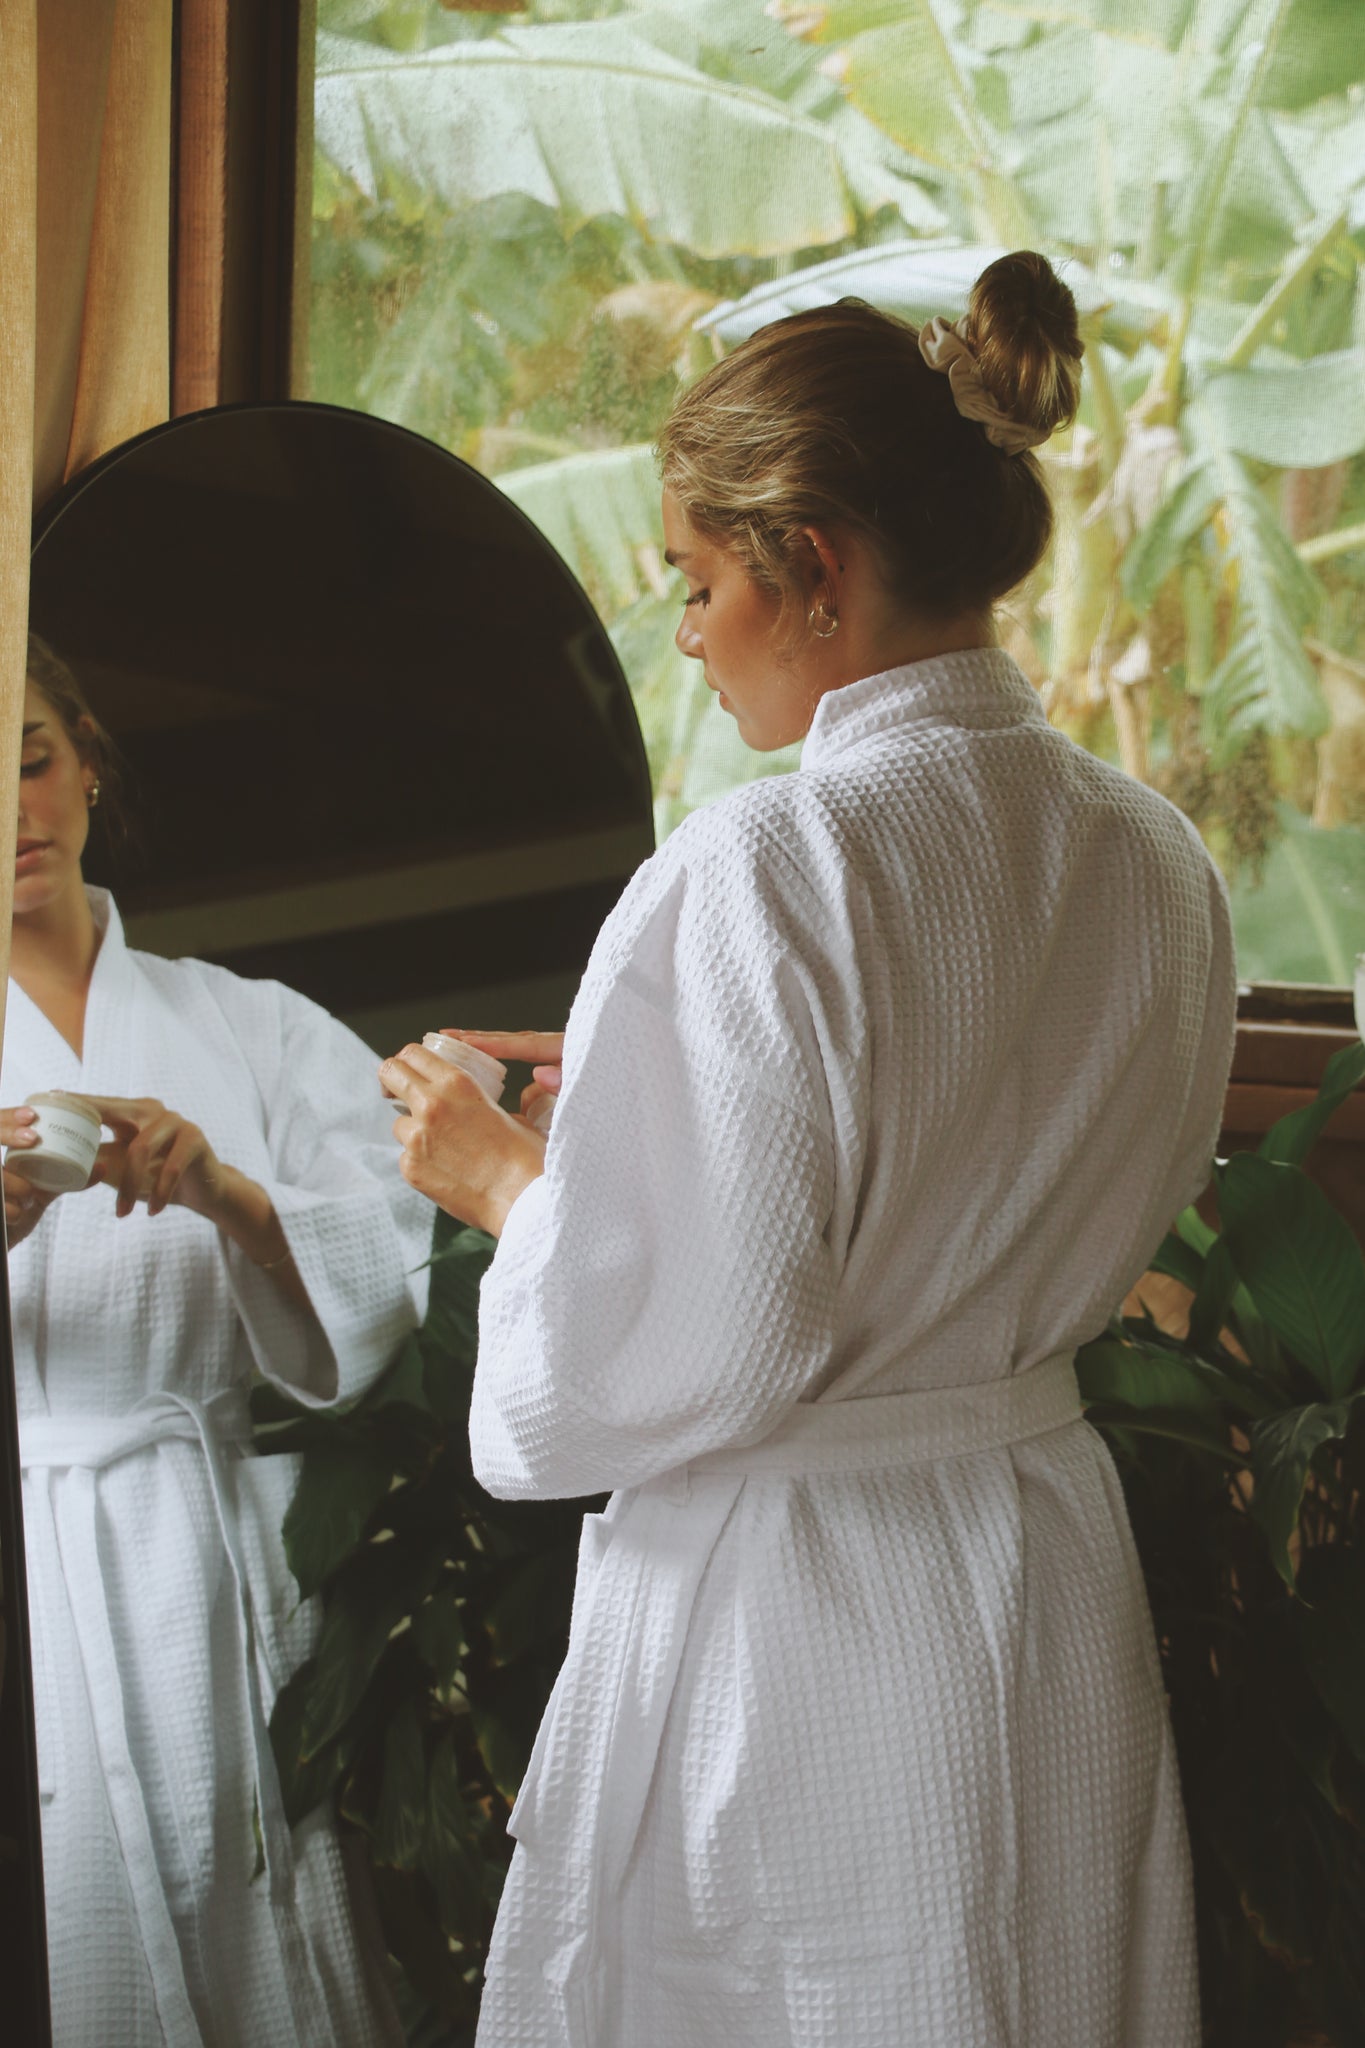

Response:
(308, 0), (1365, 977)
(1076, 1036), (1365, 2045)
(252, 1215), (595, 2047)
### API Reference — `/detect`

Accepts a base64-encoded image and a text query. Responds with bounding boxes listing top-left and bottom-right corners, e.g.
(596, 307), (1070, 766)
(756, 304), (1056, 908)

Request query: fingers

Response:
(77, 1094), (162, 1137)
(147, 1124), (206, 1216)
(530, 1064), (563, 1093)
(3, 1168), (57, 1245)
(438, 1029), (565, 1065)
(0, 1105), (40, 1148)
(115, 1112), (178, 1219)
(379, 1044), (487, 1111)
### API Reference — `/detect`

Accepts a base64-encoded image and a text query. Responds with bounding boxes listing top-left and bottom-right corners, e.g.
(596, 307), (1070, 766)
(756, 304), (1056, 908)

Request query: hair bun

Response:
(960, 251), (1083, 443)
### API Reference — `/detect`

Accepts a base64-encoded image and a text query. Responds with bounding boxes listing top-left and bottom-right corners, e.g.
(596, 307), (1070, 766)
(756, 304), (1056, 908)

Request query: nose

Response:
(675, 613), (704, 660)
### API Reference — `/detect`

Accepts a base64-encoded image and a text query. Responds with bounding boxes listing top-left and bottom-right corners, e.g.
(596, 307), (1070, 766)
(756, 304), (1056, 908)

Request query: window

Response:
(304, 0), (1365, 990)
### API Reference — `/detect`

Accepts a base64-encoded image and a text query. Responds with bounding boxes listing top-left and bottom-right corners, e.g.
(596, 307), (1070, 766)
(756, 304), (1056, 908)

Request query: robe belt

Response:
(22, 1388), (335, 2048)
(507, 1353), (1083, 2035)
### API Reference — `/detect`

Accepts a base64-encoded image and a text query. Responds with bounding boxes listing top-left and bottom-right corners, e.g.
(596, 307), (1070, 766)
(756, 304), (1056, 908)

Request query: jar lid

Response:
(24, 1091), (103, 1130)
(421, 1034), (507, 1090)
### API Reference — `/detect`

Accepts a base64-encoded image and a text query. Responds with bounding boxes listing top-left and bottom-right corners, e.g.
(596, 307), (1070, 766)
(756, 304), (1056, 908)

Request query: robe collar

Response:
(6, 886), (133, 1081)
(800, 646), (1047, 772)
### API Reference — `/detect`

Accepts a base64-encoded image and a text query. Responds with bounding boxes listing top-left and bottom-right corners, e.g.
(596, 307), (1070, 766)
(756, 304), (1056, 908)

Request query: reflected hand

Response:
(81, 1096), (230, 1221)
(1, 1104), (62, 1248)
(382, 1041), (547, 1236)
(437, 1028), (565, 1124)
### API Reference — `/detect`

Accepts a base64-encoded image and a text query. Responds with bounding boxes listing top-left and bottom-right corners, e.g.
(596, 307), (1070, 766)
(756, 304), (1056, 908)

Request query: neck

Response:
(10, 878), (101, 1003)
(831, 608), (998, 697)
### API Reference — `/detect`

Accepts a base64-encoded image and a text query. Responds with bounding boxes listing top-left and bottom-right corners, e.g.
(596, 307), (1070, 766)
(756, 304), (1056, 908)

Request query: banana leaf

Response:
(315, 22), (860, 255)
(701, 237), (1174, 351)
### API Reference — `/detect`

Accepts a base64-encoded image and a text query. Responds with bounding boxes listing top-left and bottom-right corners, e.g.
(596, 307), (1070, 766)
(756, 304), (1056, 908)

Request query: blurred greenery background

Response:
(307, 0), (1365, 985)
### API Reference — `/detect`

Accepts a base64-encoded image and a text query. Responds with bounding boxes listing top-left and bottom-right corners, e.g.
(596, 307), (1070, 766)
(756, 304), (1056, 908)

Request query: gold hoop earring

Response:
(87, 781), (101, 809)
(809, 603), (839, 640)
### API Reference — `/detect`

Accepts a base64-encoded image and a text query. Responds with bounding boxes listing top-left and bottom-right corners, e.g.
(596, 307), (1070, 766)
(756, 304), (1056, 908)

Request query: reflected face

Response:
(15, 678), (94, 917)
(664, 491), (815, 753)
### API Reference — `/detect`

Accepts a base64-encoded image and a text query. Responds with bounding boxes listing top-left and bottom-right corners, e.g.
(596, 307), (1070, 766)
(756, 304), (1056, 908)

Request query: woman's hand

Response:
(382, 1041), (547, 1236)
(82, 1096), (232, 1221)
(79, 1094), (309, 1300)
(2, 1105), (62, 1248)
(438, 1028), (565, 1126)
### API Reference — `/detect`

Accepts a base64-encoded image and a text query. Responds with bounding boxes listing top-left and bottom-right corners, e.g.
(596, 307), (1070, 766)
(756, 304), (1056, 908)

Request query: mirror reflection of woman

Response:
(3, 634), (430, 2047)
(384, 257), (1237, 2047)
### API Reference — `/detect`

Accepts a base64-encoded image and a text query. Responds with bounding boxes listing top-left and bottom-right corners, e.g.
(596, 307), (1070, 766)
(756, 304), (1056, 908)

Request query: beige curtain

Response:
(0, 0), (172, 1043)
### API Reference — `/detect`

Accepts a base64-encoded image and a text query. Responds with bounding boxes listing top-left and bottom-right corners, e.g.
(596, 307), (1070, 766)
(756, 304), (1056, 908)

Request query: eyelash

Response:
(19, 756), (50, 779)
(682, 589), (709, 610)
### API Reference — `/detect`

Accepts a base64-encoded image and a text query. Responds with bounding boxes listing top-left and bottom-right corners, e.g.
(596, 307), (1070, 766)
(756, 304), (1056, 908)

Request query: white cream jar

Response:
(15, 1092), (103, 1192)
(421, 1033), (507, 1102)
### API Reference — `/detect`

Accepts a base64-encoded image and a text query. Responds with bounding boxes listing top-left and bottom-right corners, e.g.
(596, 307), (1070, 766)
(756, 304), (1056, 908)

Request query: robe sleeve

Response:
(1169, 834), (1239, 1213)
(205, 970), (433, 1406)
(470, 811), (843, 1499)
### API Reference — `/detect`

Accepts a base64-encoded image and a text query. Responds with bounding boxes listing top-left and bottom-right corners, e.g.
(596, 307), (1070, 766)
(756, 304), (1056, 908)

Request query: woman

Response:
(383, 253), (1236, 2047)
(3, 634), (431, 2046)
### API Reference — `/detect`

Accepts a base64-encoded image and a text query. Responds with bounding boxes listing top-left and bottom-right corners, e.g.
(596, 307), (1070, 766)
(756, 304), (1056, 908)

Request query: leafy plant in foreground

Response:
(1077, 1039), (1365, 2047)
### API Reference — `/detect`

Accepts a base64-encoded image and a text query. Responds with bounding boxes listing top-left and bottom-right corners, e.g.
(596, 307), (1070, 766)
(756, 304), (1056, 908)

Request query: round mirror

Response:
(28, 402), (653, 1047)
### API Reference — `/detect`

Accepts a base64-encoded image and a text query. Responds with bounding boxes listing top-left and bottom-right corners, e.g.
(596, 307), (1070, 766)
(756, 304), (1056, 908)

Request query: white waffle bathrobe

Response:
(8, 890), (432, 2047)
(471, 651), (1237, 2048)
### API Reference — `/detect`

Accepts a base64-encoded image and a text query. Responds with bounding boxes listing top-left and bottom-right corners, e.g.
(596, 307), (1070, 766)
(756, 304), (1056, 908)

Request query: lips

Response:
(15, 840), (50, 872)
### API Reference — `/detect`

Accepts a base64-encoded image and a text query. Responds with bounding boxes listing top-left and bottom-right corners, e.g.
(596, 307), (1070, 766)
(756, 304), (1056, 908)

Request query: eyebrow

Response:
(21, 722), (47, 736)
(662, 548), (693, 567)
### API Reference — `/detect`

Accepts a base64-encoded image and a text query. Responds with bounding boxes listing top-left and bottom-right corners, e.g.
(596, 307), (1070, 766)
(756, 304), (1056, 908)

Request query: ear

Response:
(793, 525), (845, 604)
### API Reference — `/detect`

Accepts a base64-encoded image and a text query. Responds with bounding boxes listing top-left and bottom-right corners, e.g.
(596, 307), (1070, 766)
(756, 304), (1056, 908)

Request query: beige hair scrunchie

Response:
(917, 315), (1050, 456)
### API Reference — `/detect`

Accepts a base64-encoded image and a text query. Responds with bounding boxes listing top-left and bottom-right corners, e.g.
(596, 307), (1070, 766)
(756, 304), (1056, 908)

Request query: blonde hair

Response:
(658, 250), (1083, 622)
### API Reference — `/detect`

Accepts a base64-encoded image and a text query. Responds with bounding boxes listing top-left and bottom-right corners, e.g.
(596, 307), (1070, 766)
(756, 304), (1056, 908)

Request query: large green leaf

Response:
(496, 442), (662, 615)
(1229, 806), (1365, 985)
(410, 1576), (467, 1689)
(1148, 1222), (1208, 1293)
(1219, 1153), (1365, 1398)
(1120, 458), (1219, 613)
(422, 1731), (484, 1929)
(1249, 1396), (1357, 1584)
(373, 1696), (428, 1871)
(301, 1537), (447, 1756)
(281, 1435), (397, 1600)
(1260, 1039), (1365, 1165)
(702, 237), (1173, 352)
(1187, 399), (1327, 749)
(1076, 1329), (1268, 1416)
(268, 1657), (375, 1828)
(315, 23), (858, 255)
(976, 0), (1199, 47)
(1166, 9), (1307, 301)
(1259, 0), (1365, 111)
(837, 9), (995, 176)
(1200, 347), (1365, 468)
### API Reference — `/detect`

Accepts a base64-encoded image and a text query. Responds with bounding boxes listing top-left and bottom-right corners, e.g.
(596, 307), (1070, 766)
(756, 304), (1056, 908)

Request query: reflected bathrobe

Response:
(8, 890), (432, 2048)
(471, 652), (1237, 2048)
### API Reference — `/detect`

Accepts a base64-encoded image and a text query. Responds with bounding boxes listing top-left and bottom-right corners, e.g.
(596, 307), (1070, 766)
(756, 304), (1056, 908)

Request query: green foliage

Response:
(309, 0), (1365, 971)
(1076, 1045), (1365, 2041)
(251, 1214), (596, 2043)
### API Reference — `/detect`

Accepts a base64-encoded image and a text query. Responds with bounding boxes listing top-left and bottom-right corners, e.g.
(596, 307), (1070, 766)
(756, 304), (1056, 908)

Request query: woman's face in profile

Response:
(14, 678), (93, 916)
(664, 490), (816, 754)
